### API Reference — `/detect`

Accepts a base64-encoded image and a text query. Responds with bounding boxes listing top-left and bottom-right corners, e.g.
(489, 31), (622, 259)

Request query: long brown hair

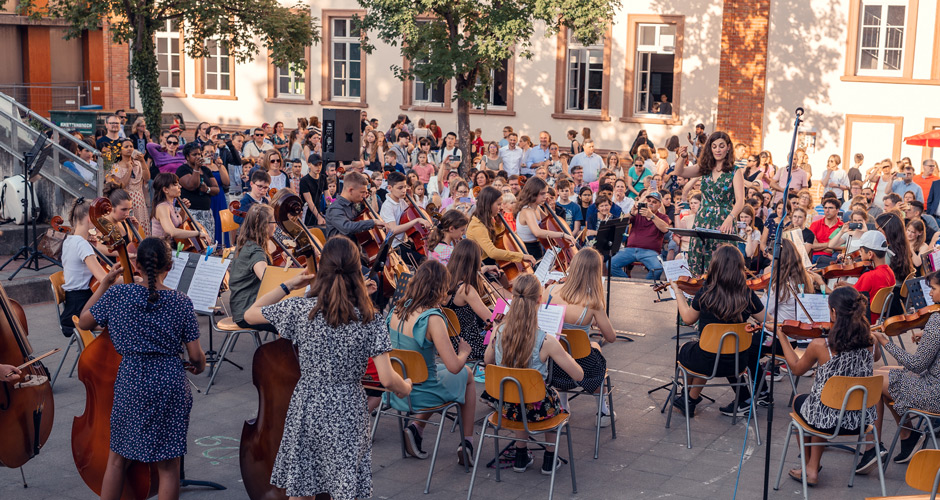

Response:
(426, 210), (469, 250)
(499, 274), (542, 368)
(773, 238), (816, 303)
(698, 245), (752, 321)
(236, 204), (273, 260)
(306, 237), (375, 326)
(472, 186), (504, 239)
(827, 286), (873, 354)
(447, 239), (483, 296)
(393, 260), (450, 320)
(513, 176), (546, 216)
(558, 248), (605, 310)
(876, 212), (914, 281)
(696, 131), (735, 176)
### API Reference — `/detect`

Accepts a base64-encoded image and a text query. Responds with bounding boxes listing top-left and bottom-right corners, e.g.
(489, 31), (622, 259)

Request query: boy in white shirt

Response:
(380, 171), (432, 266)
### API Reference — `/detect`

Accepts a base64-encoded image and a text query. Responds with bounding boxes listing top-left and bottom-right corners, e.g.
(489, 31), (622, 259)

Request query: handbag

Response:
(38, 228), (66, 261)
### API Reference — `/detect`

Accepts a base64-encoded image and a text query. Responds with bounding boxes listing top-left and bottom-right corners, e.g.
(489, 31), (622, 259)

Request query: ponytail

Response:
(499, 274), (542, 369)
(426, 210), (469, 250)
(827, 286), (873, 353)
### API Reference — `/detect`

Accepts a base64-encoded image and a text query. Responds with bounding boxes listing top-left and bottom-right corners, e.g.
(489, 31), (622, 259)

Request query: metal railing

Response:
(0, 91), (101, 201)
(0, 82), (103, 112)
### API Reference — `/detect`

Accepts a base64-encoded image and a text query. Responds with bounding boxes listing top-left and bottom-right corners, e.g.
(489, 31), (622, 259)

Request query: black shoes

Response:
(856, 444), (887, 474)
(672, 392), (703, 417)
(719, 400), (752, 417)
(513, 446), (533, 472)
(541, 450), (561, 475)
(894, 433), (922, 464)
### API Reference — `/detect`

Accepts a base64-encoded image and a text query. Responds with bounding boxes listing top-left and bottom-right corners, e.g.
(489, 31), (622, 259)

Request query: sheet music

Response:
(537, 304), (567, 335)
(534, 249), (557, 285)
(793, 293), (831, 323)
(162, 253), (190, 290)
(660, 257), (691, 282)
(185, 256), (231, 313)
(920, 279), (935, 307)
(929, 249), (940, 272)
(782, 229), (812, 268)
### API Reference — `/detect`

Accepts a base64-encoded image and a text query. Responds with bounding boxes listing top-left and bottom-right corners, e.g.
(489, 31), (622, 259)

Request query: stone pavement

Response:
(0, 280), (922, 499)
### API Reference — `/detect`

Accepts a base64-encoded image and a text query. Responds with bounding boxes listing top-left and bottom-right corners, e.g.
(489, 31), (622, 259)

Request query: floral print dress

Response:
(689, 168), (738, 275)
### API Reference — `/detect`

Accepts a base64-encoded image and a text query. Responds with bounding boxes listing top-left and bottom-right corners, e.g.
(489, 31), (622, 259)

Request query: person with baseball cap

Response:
(853, 230), (895, 322)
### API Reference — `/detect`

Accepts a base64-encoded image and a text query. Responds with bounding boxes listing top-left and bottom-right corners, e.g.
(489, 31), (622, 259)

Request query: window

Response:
(330, 18), (362, 101)
(475, 60), (510, 109)
(203, 39), (231, 94)
(634, 24), (676, 116)
(565, 34), (604, 113)
(155, 20), (182, 94)
(856, 0), (907, 75)
(413, 58), (446, 106)
(276, 64), (306, 99)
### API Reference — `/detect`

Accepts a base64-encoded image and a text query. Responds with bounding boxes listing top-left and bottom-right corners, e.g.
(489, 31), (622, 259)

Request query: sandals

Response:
(788, 466), (822, 487)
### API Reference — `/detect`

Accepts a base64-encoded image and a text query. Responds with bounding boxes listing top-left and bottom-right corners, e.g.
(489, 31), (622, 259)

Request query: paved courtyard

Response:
(0, 280), (922, 499)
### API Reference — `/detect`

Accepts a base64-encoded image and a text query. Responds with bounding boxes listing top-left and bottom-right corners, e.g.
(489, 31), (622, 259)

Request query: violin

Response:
(537, 202), (578, 274)
(877, 304), (940, 337)
(651, 275), (707, 295)
(0, 273), (53, 468)
(493, 213), (534, 284)
(745, 271), (771, 291)
(271, 194), (320, 274)
(780, 320), (831, 339)
(53, 215), (122, 290)
(72, 197), (157, 499)
(175, 198), (211, 253)
(400, 192), (432, 256)
(821, 249), (871, 280)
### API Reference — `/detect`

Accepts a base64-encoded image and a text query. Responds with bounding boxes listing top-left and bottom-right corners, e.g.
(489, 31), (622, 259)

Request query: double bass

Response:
(493, 213), (534, 283)
(537, 202), (578, 274)
(72, 197), (157, 499)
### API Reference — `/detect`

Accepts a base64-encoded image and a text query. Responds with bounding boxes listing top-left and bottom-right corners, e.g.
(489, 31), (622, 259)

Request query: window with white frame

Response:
(413, 66), (445, 106)
(474, 59), (509, 109)
(331, 18), (361, 100)
(276, 64), (305, 99)
(155, 20), (181, 92)
(635, 23), (676, 116)
(857, 0), (906, 76)
(565, 34), (604, 113)
(203, 39), (231, 94)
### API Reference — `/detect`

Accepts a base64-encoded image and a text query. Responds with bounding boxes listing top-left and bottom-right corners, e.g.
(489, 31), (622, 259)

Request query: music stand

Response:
(649, 227), (744, 403)
(595, 216), (632, 342)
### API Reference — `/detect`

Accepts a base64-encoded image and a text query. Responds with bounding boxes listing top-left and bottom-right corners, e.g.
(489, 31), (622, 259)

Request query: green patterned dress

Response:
(688, 168), (739, 275)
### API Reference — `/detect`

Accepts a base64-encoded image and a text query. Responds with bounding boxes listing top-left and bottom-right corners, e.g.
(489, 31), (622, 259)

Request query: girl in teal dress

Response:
(387, 260), (477, 465)
(674, 131), (746, 275)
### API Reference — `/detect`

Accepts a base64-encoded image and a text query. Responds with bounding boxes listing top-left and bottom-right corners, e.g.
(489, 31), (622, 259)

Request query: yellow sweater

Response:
(466, 216), (523, 262)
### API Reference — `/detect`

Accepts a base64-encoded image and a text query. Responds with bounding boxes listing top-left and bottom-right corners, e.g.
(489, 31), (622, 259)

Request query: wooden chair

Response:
(871, 285), (896, 365)
(441, 307), (460, 338)
(773, 375), (886, 500)
(466, 365), (576, 500)
(205, 290), (262, 394)
(49, 271), (82, 388)
(219, 208), (238, 243)
(370, 348), (468, 494)
(555, 328), (616, 459)
(310, 227), (327, 246)
(665, 323), (761, 449)
(71, 315), (98, 350)
(884, 404), (940, 476)
(866, 449), (940, 499)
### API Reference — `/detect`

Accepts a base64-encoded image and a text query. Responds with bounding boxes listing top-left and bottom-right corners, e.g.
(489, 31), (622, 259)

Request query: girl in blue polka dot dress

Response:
(79, 237), (206, 500)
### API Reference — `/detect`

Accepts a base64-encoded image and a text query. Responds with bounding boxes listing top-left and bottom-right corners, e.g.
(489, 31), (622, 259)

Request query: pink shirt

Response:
(413, 163), (435, 184)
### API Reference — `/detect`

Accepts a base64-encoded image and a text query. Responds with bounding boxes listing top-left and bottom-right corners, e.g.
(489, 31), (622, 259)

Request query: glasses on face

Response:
(254, 183), (270, 190)
(167, 140), (179, 145)
(270, 159), (281, 164)
(107, 121), (120, 126)
(255, 133), (264, 137)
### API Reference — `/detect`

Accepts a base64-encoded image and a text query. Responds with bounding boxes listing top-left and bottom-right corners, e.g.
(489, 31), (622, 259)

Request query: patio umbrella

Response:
(903, 129), (940, 147)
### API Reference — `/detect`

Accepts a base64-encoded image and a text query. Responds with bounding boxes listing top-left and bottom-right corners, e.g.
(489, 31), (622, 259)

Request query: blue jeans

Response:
(610, 247), (663, 280)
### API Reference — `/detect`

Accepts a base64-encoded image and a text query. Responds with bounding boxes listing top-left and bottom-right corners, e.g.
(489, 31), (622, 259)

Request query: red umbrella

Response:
(904, 129), (940, 147)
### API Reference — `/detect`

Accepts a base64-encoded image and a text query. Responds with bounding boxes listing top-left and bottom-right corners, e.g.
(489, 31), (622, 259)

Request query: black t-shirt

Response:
(691, 287), (763, 334)
(96, 135), (122, 158)
(299, 173), (327, 225)
(175, 163), (213, 211)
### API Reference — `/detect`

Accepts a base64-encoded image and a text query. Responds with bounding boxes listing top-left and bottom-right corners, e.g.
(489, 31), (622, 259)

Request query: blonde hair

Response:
(235, 204), (273, 259)
(499, 274), (542, 368)
(558, 248), (605, 310)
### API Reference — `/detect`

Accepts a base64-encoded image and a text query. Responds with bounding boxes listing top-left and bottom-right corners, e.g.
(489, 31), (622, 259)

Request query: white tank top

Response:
(516, 206), (537, 243)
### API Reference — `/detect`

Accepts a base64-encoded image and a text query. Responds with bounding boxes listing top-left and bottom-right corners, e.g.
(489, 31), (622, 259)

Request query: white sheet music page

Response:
(659, 257), (692, 300)
(186, 256), (231, 314)
(534, 249), (557, 285)
(537, 304), (567, 335)
(794, 293), (831, 323)
(162, 253), (189, 290)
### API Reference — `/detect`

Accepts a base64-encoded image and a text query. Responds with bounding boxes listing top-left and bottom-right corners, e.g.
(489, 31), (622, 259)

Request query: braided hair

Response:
(135, 237), (172, 309)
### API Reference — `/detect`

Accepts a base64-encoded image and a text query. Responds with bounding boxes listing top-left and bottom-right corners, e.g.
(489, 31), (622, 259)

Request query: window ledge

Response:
(840, 75), (940, 85)
(551, 112), (610, 122)
(266, 97), (313, 105)
(401, 104), (453, 113)
(469, 108), (516, 116)
(318, 100), (368, 108)
(161, 91), (187, 98)
(193, 93), (238, 101)
(619, 115), (682, 125)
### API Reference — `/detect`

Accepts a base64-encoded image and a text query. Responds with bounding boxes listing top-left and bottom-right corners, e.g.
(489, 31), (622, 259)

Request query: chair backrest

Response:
(311, 227), (327, 246)
(485, 365), (546, 405)
(870, 286), (894, 319)
(899, 272), (916, 299)
(819, 375), (883, 412)
(440, 307), (460, 337)
(559, 328), (592, 359)
(219, 209), (239, 233)
(50, 271), (65, 305)
(257, 266), (306, 300)
(905, 449), (940, 494)
(389, 349), (429, 385)
(699, 323), (752, 355)
(71, 315), (97, 349)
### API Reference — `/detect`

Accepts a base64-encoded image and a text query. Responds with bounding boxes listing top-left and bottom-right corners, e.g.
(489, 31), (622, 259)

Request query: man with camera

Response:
(609, 191), (671, 280)
(808, 197), (844, 265)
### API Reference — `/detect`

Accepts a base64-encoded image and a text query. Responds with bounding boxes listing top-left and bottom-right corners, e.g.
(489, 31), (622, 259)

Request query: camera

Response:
(848, 222), (863, 230)
(637, 202), (647, 210)
(217, 133), (230, 141)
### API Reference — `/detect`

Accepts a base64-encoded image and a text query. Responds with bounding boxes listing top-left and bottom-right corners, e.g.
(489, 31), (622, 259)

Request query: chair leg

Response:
(50, 334), (78, 389)
(681, 372), (692, 449)
(204, 332), (234, 394)
(873, 428), (887, 497)
(773, 422), (795, 491)
(423, 408), (449, 494)
(370, 395), (385, 444)
(548, 426), (564, 500)
(925, 416), (939, 449)
(593, 382), (603, 459)
(797, 428), (809, 500)
(607, 375), (616, 441)
(566, 423), (577, 494)
(884, 411), (910, 475)
(67, 346), (81, 378)
(787, 368), (799, 407)
(493, 431), (501, 483)
(466, 418), (488, 500)
(251, 332), (261, 349)
(397, 411), (408, 459)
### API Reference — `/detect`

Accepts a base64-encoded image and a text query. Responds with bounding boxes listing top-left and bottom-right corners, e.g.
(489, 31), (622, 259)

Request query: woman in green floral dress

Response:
(675, 131), (746, 275)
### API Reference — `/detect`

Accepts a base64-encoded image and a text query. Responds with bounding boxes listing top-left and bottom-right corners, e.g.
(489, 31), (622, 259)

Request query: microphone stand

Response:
(762, 107), (805, 500)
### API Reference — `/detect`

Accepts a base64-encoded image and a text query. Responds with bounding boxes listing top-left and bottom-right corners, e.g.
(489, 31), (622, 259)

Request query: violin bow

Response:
(479, 270), (507, 304)
(787, 282), (817, 323)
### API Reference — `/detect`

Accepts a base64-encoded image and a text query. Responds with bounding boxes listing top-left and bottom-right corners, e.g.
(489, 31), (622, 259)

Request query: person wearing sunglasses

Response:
(241, 126), (274, 160)
(146, 133), (186, 174)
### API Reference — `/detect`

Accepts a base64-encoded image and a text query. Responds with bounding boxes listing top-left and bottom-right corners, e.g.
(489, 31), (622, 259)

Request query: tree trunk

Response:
(129, 24), (162, 140)
(456, 96), (471, 178)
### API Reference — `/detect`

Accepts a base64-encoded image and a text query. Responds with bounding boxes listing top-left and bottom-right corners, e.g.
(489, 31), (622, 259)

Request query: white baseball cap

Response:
(857, 230), (894, 257)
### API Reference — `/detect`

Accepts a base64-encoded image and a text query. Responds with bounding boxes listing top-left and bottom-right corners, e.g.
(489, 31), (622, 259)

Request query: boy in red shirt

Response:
(853, 230), (896, 322)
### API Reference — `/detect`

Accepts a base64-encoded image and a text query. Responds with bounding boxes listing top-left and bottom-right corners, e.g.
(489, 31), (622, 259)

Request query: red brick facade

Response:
(716, 0), (771, 152)
(101, 22), (132, 111)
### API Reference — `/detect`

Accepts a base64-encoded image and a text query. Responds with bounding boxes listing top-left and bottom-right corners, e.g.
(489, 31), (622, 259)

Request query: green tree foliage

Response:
(6, 0), (318, 138)
(356, 0), (619, 171)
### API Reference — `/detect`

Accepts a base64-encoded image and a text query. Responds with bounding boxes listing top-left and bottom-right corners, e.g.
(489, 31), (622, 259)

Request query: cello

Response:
(175, 199), (211, 253)
(493, 212), (534, 283)
(537, 202), (578, 274)
(71, 197), (157, 500)
(400, 192), (433, 256)
(232, 200), (304, 268)
(272, 193), (322, 274)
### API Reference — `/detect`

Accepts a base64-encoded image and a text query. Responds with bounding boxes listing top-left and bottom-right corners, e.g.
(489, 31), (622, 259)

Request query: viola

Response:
(271, 194), (320, 274)
(878, 304), (940, 337)
(746, 272), (771, 291)
(400, 192), (432, 256)
(493, 213), (534, 284)
(175, 199), (211, 253)
(537, 202), (578, 273)
(651, 275), (707, 295)
(820, 250), (872, 280)
(73, 197), (157, 499)
(780, 320), (832, 339)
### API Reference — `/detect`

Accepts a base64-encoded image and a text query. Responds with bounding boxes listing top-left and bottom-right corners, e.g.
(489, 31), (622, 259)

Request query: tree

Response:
(7, 0), (318, 139)
(356, 0), (619, 174)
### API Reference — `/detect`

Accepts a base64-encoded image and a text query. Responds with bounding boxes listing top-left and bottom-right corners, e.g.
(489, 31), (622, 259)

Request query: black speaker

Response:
(322, 108), (361, 163)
